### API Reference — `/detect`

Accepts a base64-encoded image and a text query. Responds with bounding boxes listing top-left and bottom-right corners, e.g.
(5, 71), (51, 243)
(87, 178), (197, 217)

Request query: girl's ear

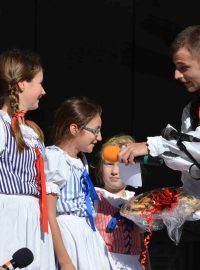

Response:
(17, 81), (25, 92)
(70, 123), (80, 136)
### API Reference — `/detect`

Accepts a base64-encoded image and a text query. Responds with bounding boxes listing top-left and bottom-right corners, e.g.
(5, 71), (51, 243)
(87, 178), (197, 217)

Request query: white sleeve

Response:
(147, 103), (200, 173)
(181, 102), (192, 132)
(147, 133), (200, 172)
(0, 118), (6, 155)
(44, 147), (69, 195)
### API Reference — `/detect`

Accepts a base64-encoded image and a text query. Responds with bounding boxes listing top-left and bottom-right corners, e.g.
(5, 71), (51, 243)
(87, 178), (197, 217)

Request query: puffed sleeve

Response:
(147, 135), (166, 156)
(0, 118), (6, 155)
(44, 146), (69, 195)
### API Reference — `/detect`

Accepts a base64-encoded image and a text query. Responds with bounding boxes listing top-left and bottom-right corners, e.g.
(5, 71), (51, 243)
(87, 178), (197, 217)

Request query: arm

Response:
(118, 131), (200, 174)
(47, 193), (76, 270)
(148, 103), (200, 169)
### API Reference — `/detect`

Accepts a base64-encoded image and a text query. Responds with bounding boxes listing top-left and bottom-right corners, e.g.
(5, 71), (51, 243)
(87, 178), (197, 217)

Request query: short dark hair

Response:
(171, 25), (200, 60)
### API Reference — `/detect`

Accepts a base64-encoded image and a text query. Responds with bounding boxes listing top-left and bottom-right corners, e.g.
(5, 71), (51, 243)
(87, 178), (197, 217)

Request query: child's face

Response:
(75, 113), (102, 153)
(102, 160), (126, 192)
(18, 70), (45, 112)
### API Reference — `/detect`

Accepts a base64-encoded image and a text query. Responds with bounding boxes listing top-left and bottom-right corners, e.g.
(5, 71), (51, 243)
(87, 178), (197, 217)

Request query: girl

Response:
(95, 135), (151, 270)
(45, 96), (111, 270)
(0, 49), (55, 269)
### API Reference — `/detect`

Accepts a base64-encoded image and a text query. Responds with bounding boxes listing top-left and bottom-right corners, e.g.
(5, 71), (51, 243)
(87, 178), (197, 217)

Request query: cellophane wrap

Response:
(120, 187), (200, 245)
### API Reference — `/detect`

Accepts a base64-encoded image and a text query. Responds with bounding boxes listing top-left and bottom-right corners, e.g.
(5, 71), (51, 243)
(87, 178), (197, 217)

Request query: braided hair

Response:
(0, 49), (44, 151)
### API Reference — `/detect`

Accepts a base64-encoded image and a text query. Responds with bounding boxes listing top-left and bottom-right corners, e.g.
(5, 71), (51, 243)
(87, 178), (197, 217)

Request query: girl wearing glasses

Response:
(44, 96), (111, 270)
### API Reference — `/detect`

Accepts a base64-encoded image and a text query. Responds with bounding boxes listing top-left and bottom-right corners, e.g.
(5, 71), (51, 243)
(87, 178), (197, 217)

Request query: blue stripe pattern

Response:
(57, 163), (95, 219)
(0, 117), (41, 196)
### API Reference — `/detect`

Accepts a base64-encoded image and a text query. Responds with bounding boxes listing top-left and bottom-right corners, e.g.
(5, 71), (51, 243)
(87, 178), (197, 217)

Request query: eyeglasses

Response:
(82, 126), (101, 135)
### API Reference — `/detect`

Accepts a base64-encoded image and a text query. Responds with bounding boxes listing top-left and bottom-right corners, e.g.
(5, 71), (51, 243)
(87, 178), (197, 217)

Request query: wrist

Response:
(145, 142), (150, 155)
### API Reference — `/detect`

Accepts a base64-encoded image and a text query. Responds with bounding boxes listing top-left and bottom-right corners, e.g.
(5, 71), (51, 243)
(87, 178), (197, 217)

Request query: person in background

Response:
(0, 49), (55, 269)
(45, 96), (111, 270)
(95, 134), (151, 270)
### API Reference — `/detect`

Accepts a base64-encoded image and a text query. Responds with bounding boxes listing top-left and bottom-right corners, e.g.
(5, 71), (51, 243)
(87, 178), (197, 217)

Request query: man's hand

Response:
(118, 142), (149, 164)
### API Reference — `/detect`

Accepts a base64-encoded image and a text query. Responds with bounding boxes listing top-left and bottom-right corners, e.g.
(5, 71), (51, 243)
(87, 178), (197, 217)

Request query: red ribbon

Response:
(140, 188), (180, 269)
(11, 111), (48, 233)
(151, 187), (180, 213)
(140, 217), (154, 270)
(34, 147), (48, 233)
(11, 110), (25, 134)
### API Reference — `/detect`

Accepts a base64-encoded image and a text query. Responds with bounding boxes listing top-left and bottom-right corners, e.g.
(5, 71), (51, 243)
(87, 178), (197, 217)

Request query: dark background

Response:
(1, 1), (200, 269)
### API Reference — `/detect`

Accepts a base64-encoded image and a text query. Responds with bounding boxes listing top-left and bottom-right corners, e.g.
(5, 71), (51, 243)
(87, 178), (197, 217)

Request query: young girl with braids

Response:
(0, 49), (55, 269)
(95, 135), (151, 270)
(44, 96), (111, 270)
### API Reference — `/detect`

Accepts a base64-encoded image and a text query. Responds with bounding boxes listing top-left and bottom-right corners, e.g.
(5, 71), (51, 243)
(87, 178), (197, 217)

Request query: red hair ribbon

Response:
(34, 147), (48, 233)
(11, 110), (25, 133)
(140, 188), (180, 269)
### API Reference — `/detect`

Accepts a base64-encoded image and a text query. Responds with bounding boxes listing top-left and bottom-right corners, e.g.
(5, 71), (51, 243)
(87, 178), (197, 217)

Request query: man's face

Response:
(173, 47), (200, 92)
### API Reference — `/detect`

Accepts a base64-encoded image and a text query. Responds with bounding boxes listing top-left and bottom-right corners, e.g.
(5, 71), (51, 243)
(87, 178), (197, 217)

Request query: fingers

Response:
(118, 146), (136, 165)
(118, 142), (148, 165)
(128, 151), (137, 165)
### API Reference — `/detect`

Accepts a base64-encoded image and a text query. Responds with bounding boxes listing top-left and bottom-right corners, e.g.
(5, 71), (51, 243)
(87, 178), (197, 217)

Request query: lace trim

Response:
(46, 145), (87, 170)
(0, 110), (39, 148)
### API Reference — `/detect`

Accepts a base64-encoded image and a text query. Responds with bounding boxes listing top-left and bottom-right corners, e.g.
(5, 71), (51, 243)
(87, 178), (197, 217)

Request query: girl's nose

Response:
(42, 87), (46, 95)
(111, 163), (119, 175)
(97, 132), (102, 141)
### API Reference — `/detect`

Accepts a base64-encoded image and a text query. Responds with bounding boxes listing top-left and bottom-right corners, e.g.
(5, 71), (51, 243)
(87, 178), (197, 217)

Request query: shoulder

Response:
(95, 187), (105, 198)
(44, 145), (69, 185)
(182, 102), (191, 115)
(45, 145), (64, 157)
(125, 190), (135, 200)
(45, 145), (67, 168)
(25, 120), (44, 142)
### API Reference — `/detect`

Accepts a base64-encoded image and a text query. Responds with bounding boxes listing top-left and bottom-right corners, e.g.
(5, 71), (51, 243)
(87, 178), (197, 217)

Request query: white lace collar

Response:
(96, 187), (135, 208)
(19, 124), (39, 148)
(0, 110), (39, 148)
(47, 145), (88, 171)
